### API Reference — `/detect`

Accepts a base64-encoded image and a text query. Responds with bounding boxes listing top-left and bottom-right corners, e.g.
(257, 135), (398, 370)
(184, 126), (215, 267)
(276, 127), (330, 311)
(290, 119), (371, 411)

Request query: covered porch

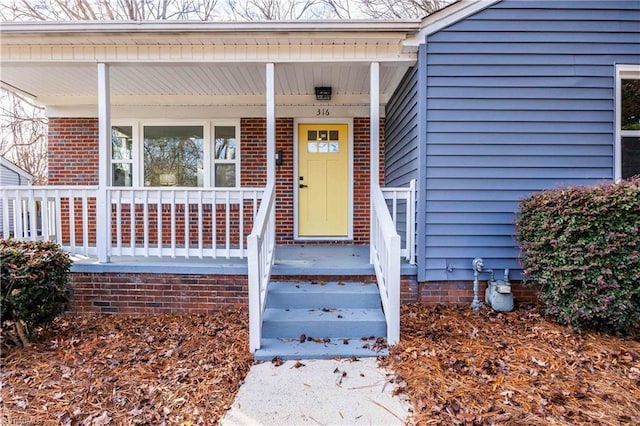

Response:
(0, 20), (421, 352)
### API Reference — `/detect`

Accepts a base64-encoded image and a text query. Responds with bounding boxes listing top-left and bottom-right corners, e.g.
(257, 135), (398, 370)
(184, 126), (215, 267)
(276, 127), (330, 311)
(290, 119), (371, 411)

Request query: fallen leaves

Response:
(0, 310), (253, 425)
(381, 303), (640, 425)
(3, 303), (638, 425)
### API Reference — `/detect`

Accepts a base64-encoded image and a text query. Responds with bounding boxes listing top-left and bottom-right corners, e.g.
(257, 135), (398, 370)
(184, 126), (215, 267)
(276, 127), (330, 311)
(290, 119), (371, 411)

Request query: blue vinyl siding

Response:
(418, 0), (640, 281)
(385, 65), (419, 187)
(384, 63), (420, 244)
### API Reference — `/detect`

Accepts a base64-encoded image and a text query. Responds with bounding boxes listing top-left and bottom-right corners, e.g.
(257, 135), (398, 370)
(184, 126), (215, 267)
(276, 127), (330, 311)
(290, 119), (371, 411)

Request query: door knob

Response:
(299, 184), (308, 188)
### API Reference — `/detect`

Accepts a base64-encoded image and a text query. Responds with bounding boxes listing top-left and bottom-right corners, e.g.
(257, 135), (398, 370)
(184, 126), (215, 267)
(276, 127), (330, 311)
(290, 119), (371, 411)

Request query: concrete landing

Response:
(220, 358), (411, 426)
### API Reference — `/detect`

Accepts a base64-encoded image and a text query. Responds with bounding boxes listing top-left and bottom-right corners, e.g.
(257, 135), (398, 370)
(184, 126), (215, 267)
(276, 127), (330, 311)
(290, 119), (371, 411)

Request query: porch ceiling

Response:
(1, 62), (409, 108)
(1, 20), (420, 114)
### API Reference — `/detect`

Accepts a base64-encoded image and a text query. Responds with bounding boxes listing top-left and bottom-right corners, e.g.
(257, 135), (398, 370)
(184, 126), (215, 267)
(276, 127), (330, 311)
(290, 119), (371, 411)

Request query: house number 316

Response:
(316, 108), (330, 116)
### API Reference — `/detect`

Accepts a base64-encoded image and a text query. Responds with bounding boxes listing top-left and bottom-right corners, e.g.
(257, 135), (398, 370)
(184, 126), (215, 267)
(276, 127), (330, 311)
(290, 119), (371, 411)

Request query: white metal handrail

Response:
(381, 179), (416, 264)
(371, 184), (401, 346)
(247, 181), (276, 353)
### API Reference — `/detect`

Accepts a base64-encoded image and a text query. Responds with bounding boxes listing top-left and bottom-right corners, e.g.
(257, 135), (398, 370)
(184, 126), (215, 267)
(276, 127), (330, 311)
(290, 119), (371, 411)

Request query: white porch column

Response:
(370, 62), (380, 263)
(97, 63), (111, 263)
(266, 63), (276, 185)
(370, 62), (380, 188)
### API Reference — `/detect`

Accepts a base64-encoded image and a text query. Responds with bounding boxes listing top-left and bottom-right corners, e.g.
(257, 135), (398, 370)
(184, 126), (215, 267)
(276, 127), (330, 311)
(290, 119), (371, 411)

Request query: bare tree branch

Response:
(320, 0), (351, 19)
(0, 89), (48, 184)
(358, 0), (448, 19)
(0, 0), (224, 21)
(227, 0), (327, 21)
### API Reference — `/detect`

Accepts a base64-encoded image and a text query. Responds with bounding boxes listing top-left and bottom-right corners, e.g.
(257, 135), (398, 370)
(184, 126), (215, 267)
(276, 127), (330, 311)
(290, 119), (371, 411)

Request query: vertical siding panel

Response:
(417, 0), (640, 281)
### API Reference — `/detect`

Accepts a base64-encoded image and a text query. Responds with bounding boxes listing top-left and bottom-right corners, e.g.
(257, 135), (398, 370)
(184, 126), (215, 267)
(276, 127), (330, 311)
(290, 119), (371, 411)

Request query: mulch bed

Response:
(1, 304), (638, 425)
(382, 303), (640, 425)
(0, 310), (253, 425)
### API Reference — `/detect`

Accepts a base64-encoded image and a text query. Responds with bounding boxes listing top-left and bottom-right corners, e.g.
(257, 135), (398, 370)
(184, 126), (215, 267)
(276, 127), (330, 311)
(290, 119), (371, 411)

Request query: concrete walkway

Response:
(220, 358), (412, 425)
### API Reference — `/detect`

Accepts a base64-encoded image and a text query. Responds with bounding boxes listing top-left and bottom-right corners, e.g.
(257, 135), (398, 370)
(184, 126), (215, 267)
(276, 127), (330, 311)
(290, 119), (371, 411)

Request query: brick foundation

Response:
(69, 273), (248, 315)
(400, 279), (538, 306)
(68, 272), (537, 315)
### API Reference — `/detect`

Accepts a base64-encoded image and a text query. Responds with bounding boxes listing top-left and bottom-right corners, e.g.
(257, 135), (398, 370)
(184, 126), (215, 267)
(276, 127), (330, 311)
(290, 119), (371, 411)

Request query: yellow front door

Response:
(298, 123), (349, 237)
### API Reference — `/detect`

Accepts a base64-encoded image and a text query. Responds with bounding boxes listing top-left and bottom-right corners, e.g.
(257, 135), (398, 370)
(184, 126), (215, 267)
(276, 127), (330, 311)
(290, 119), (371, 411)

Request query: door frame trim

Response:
(293, 117), (354, 241)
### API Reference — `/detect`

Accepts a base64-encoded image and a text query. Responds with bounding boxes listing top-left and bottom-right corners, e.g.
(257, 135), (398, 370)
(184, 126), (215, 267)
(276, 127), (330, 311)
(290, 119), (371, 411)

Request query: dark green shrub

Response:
(516, 178), (640, 334)
(1, 240), (72, 346)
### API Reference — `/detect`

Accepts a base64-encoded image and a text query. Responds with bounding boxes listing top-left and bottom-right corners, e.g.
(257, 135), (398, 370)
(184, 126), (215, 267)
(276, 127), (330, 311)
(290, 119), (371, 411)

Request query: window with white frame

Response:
(213, 125), (239, 187)
(110, 121), (240, 187)
(617, 66), (640, 180)
(111, 126), (133, 187)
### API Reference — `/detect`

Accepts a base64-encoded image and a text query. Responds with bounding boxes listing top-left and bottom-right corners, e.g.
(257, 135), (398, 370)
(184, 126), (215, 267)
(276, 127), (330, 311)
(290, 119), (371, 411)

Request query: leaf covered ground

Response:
(382, 304), (640, 425)
(1, 304), (639, 425)
(0, 310), (253, 425)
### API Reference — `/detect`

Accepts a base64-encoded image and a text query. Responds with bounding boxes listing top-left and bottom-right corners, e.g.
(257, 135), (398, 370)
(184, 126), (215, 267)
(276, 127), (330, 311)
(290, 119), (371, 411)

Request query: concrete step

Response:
(254, 337), (388, 361)
(257, 280), (387, 360)
(266, 281), (381, 309)
(261, 307), (386, 339)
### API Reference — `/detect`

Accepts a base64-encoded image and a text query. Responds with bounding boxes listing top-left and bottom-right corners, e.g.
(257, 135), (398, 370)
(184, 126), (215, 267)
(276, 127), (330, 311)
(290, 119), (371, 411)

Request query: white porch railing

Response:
(247, 181), (276, 353)
(2, 186), (99, 256)
(108, 187), (264, 259)
(381, 179), (416, 264)
(0, 186), (265, 260)
(371, 184), (401, 346)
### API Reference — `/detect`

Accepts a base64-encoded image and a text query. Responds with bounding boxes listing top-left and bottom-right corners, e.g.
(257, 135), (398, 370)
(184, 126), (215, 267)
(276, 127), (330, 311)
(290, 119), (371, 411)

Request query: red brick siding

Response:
(240, 117), (384, 243)
(401, 280), (538, 306)
(48, 118), (99, 185)
(49, 118), (99, 243)
(69, 273), (248, 314)
(49, 117), (383, 244)
(68, 272), (537, 315)
(352, 117), (385, 242)
(109, 203), (255, 247)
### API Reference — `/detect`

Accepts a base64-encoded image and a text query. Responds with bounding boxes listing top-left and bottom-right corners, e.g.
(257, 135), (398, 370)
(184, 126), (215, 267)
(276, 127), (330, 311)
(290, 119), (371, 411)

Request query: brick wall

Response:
(68, 272), (537, 315)
(49, 117), (383, 244)
(240, 117), (384, 243)
(401, 280), (538, 306)
(69, 273), (248, 314)
(48, 118), (99, 243)
(48, 118), (99, 185)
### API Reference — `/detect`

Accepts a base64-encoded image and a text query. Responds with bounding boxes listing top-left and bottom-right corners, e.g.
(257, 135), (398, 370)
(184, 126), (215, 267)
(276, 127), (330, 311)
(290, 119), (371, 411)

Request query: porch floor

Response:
(71, 244), (417, 276)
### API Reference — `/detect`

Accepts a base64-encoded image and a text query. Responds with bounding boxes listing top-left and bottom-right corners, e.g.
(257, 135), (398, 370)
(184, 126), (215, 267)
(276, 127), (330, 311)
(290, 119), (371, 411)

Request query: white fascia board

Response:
(1, 19), (421, 37)
(403, 0), (502, 49)
(1, 44), (418, 64)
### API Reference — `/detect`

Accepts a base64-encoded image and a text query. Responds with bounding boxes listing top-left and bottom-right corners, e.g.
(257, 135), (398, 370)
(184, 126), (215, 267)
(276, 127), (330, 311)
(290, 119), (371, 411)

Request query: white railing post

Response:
(247, 182), (276, 353)
(409, 179), (416, 265)
(2, 189), (10, 239)
(387, 232), (401, 345)
(97, 63), (111, 263)
(247, 232), (261, 352)
(381, 179), (416, 264)
(370, 184), (401, 346)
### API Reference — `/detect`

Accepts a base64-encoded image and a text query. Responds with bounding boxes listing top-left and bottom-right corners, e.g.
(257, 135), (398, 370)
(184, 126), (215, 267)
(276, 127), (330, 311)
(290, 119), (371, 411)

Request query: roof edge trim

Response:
(0, 19), (422, 35)
(404, 0), (501, 47)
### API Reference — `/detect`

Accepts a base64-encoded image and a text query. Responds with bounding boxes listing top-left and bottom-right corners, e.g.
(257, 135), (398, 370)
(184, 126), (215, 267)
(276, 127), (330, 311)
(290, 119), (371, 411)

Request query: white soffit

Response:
(0, 62), (407, 107)
(0, 20), (421, 109)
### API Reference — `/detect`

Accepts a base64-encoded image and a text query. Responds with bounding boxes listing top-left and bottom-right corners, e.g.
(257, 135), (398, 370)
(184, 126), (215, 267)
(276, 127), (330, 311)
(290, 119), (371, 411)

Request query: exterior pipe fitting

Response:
(471, 257), (484, 310)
